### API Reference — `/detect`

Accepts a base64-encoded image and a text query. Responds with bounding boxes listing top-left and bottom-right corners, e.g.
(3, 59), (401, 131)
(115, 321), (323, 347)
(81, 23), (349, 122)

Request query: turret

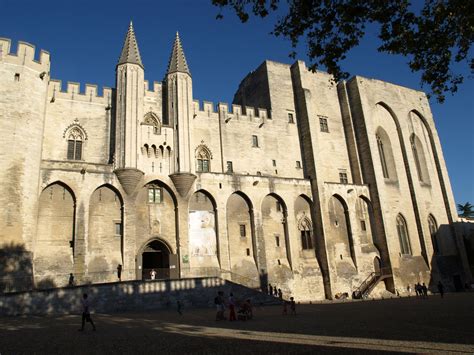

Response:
(114, 22), (145, 194)
(165, 33), (196, 197)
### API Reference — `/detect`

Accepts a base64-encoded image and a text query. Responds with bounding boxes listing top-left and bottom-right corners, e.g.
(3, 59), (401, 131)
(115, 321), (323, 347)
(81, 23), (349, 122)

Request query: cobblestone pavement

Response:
(0, 293), (473, 354)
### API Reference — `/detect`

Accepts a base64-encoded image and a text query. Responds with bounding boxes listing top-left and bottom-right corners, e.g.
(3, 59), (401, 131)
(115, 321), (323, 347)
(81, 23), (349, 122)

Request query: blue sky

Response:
(1, 0), (472, 206)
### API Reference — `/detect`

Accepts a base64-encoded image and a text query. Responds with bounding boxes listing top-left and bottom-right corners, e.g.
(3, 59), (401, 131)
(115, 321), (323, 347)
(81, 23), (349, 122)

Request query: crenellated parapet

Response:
(192, 99), (269, 122)
(144, 80), (162, 95)
(48, 79), (113, 105)
(0, 38), (50, 73)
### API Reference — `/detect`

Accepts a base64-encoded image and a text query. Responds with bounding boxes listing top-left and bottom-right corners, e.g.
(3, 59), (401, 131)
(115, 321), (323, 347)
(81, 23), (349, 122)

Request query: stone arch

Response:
(188, 190), (220, 272)
(87, 184), (124, 283)
(375, 126), (398, 181)
(410, 133), (430, 184)
(295, 194), (314, 252)
(226, 191), (258, 285)
(328, 194), (356, 268)
(376, 102), (427, 264)
(261, 193), (292, 273)
(137, 237), (173, 280)
(410, 109), (454, 224)
(35, 181), (76, 286)
(136, 179), (179, 279)
(396, 213), (412, 255)
(358, 195), (377, 248)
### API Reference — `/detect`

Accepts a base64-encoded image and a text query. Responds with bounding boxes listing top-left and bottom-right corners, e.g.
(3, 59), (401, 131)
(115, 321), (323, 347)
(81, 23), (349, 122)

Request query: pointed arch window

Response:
(195, 145), (212, 173)
(376, 134), (389, 178)
(67, 127), (84, 160)
(143, 112), (161, 135)
(396, 214), (412, 255)
(298, 216), (313, 250)
(428, 214), (439, 253)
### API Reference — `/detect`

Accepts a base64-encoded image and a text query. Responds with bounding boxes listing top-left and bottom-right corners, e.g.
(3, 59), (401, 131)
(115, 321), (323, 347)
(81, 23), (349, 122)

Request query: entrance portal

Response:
(141, 240), (171, 280)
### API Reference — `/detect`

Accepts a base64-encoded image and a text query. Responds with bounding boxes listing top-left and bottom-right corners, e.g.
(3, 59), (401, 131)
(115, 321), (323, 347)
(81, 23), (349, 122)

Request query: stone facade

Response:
(0, 23), (470, 300)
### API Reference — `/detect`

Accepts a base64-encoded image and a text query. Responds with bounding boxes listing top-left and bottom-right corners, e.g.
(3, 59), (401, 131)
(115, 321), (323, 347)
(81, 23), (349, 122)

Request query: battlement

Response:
(192, 99), (269, 122)
(48, 79), (113, 105)
(0, 38), (50, 72)
(144, 80), (161, 94)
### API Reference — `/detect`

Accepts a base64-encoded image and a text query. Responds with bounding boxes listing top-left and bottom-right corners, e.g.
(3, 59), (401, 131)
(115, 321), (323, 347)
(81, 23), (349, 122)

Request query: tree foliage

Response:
(458, 202), (474, 218)
(212, 0), (473, 102)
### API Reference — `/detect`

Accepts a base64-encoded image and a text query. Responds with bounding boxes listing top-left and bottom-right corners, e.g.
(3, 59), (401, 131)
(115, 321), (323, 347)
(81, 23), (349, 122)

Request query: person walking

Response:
(422, 283), (428, 298)
(68, 273), (74, 287)
(437, 281), (444, 298)
(282, 300), (288, 315)
(278, 288), (283, 299)
(289, 297), (296, 315)
(228, 293), (236, 321)
(268, 283), (273, 295)
(117, 264), (122, 281)
(79, 293), (96, 331)
(273, 286), (278, 296)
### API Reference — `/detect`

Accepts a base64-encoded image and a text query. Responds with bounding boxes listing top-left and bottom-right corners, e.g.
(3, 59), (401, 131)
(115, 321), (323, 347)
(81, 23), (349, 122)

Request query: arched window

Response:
(428, 214), (439, 253)
(67, 127), (84, 160)
(410, 134), (429, 183)
(376, 134), (389, 178)
(195, 145), (212, 173)
(396, 214), (412, 255)
(298, 216), (313, 250)
(143, 112), (161, 135)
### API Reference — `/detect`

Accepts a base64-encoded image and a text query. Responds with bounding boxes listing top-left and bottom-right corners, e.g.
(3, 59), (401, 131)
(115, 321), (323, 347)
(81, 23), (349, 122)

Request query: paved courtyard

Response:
(0, 293), (473, 354)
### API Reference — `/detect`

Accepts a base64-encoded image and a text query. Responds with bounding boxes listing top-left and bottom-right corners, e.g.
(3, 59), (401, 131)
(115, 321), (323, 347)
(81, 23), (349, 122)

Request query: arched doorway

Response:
(138, 239), (176, 280)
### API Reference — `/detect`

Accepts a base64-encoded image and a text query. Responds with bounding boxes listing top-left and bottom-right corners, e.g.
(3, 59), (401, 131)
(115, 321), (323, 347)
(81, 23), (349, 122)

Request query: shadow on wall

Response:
(0, 277), (279, 316)
(0, 243), (36, 293)
(428, 223), (473, 292)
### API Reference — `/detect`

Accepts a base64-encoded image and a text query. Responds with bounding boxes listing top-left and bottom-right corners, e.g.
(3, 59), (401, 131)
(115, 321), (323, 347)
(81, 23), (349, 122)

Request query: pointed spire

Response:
(118, 21), (144, 68)
(167, 32), (190, 75)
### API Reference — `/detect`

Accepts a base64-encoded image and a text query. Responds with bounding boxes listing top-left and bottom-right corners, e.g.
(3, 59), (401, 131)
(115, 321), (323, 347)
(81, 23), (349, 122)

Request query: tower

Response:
(165, 32), (196, 197)
(114, 22), (145, 194)
(0, 39), (50, 289)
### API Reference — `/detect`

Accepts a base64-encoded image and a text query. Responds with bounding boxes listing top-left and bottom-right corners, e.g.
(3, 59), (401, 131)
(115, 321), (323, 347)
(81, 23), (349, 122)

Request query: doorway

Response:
(141, 240), (170, 280)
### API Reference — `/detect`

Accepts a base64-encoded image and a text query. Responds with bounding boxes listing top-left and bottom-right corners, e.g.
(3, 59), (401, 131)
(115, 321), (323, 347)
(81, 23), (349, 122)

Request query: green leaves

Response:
(213, 0), (473, 103)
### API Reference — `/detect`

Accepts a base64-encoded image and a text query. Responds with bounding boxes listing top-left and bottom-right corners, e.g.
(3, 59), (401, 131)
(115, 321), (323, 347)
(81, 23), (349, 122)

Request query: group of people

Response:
(267, 283), (283, 299)
(214, 291), (253, 321)
(407, 281), (445, 298)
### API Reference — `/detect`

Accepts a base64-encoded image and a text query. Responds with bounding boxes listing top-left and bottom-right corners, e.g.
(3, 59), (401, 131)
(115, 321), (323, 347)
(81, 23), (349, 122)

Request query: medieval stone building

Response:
(0, 23), (470, 299)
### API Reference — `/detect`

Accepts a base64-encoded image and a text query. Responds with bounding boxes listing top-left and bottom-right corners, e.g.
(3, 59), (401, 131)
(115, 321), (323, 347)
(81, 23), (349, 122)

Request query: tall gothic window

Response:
(376, 134), (389, 178)
(67, 127), (84, 160)
(396, 214), (412, 255)
(298, 216), (313, 250)
(410, 134), (426, 183)
(428, 214), (439, 253)
(196, 146), (211, 173)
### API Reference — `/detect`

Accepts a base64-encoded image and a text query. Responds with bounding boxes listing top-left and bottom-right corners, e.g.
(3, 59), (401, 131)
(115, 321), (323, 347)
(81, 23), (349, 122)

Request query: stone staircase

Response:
(0, 276), (280, 316)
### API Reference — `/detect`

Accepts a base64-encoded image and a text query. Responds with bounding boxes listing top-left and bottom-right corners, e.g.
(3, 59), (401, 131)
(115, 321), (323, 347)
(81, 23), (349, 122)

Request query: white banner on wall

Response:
(188, 210), (216, 256)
